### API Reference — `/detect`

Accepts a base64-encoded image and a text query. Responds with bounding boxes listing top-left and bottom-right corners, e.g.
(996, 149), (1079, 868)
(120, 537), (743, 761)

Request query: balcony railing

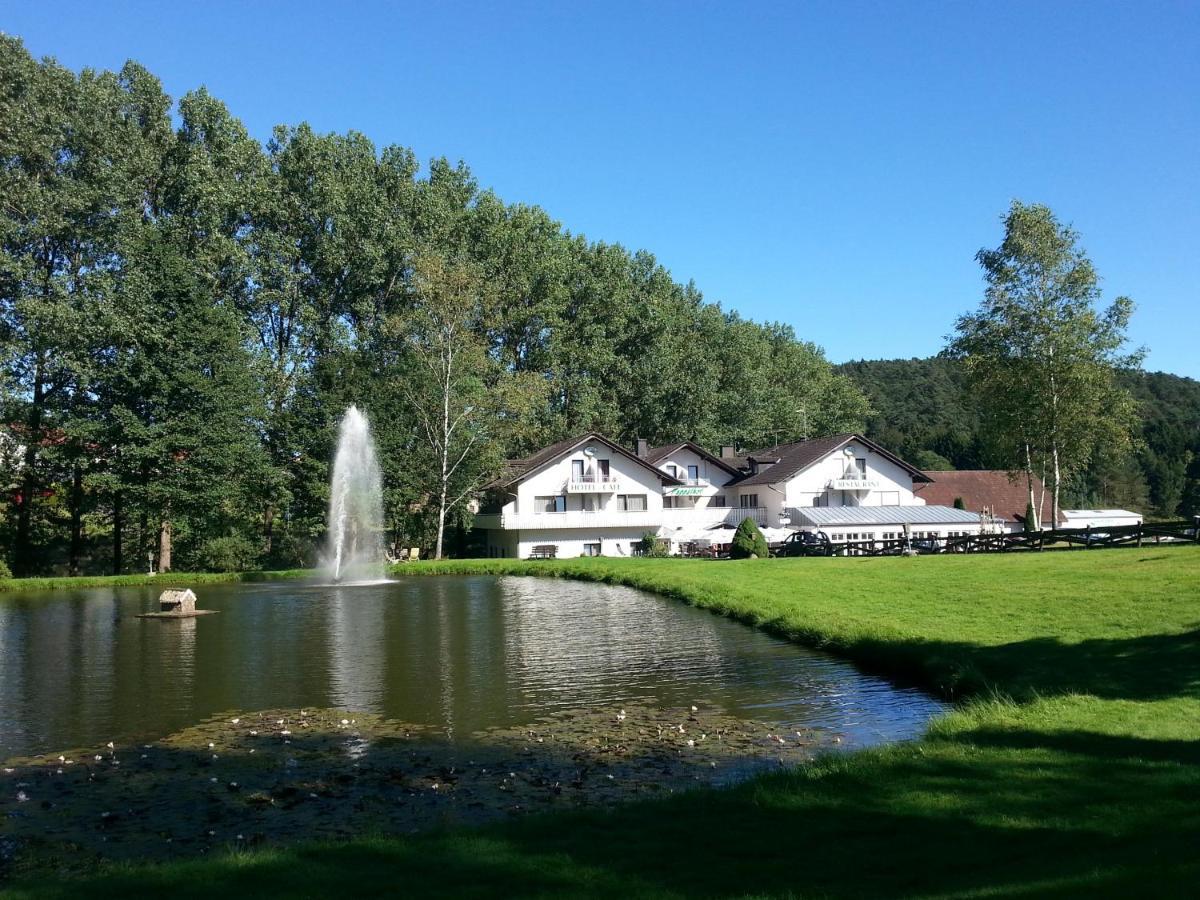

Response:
(473, 506), (769, 530)
(477, 509), (660, 530)
(660, 506), (770, 527)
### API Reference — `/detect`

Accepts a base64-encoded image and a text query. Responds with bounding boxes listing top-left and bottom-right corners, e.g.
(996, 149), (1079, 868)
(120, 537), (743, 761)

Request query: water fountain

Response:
(325, 405), (386, 583)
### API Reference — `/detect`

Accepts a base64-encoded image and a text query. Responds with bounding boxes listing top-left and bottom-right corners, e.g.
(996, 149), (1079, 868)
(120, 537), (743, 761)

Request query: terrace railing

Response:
(810, 519), (1200, 557)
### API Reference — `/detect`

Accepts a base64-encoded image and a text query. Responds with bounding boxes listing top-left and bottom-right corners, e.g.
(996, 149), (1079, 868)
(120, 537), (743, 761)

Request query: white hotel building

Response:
(475, 432), (993, 558)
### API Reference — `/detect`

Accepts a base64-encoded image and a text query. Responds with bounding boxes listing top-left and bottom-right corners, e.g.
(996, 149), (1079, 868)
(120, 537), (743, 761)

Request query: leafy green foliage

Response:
(196, 534), (261, 573)
(839, 357), (1200, 518)
(947, 201), (1140, 524)
(730, 517), (769, 558)
(0, 38), (869, 574)
(637, 531), (669, 557)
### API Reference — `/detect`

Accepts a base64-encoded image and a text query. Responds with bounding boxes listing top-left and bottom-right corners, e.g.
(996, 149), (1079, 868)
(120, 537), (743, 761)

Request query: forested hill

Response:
(836, 358), (1200, 517)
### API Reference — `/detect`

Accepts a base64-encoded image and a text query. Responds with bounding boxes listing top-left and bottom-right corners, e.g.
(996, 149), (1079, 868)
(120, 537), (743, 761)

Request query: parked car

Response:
(773, 530), (833, 557)
(910, 536), (943, 554)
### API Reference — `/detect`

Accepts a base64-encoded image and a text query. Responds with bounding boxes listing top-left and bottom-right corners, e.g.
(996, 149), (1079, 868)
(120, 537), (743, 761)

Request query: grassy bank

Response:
(0, 568), (312, 593)
(4, 549), (1199, 898)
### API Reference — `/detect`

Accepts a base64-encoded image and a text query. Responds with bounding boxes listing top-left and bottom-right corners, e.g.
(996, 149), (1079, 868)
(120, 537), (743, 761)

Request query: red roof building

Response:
(915, 470), (1057, 529)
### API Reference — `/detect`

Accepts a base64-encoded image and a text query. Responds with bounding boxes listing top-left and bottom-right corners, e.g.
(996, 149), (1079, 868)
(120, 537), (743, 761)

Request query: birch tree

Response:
(949, 201), (1140, 525)
(389, 254), (539, 558)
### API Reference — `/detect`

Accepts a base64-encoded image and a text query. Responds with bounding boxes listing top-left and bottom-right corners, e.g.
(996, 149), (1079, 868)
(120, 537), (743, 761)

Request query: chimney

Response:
(635, 438), (648, 458)
(720, 445), (735, 459)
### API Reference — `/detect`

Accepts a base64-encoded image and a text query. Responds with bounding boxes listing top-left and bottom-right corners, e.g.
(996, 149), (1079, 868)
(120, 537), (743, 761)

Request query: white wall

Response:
(1061, 510), (1143, 529)
(780, 441), (922, 510)
(512, 527), (648, 559)
(654, 447), (738, 509)
(503, 444), (665, 518)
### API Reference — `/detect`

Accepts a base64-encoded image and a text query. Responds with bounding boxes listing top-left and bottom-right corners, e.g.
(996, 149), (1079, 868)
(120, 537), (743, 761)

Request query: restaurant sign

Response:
(830, 478), (880, 491)
(665, 486), (707, 496)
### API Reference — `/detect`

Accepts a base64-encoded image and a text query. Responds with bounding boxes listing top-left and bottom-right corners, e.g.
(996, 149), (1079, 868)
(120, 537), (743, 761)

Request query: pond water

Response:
(0, 575), (943, 760)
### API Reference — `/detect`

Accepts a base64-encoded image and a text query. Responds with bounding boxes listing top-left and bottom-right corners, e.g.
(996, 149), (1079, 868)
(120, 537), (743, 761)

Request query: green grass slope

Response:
(4, 549), (1199, 898)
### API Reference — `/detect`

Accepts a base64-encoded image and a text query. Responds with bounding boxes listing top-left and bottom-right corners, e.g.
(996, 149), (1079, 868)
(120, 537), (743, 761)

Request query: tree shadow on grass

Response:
(848, 627), (1200, 703)
(8, 722), (1200, 900)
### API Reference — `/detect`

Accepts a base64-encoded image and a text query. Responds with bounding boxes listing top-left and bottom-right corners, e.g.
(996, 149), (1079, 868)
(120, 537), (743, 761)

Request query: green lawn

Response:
(4, 549), (1199, 898)
(0, 569), (311, 593)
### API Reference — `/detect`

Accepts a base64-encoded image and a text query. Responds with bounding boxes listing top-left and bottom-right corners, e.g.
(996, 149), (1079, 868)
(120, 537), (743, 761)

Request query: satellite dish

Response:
(584, 448), (595, 457)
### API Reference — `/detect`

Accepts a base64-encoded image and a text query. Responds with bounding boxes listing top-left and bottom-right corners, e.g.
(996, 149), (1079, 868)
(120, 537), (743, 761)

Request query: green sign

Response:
(666, 487), (705, 496)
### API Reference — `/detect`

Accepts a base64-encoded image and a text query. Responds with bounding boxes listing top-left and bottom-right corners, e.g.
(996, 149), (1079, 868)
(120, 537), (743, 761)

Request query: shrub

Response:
(196, 534), (261, 573)
(953, 496), (966, 510)
(638, 532), (669, 558)
(731, 518), (770, 559)
(1024, 502), (1038, 532)
(0, 558), (10, 580)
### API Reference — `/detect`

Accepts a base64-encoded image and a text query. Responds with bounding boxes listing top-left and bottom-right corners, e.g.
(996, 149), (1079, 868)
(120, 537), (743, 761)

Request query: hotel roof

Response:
(732, 433), (932, 487)
(488, 433), (683, 491)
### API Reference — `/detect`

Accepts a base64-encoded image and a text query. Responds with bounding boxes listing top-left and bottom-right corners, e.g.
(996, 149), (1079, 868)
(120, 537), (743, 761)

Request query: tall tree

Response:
(387, 254), (541, 558)
(949, 201), (1141, 525)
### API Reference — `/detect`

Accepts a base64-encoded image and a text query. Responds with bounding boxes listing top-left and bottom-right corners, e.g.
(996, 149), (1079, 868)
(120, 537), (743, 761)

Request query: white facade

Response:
(477, 437), (670, 559)
(1060, 509), (1143, 529)
(475, 433), (993, 558)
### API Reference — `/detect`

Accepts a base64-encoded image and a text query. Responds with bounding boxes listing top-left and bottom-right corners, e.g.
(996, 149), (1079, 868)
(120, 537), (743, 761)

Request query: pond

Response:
(0, 576), (945, 870)
(0, 575), (941, 759)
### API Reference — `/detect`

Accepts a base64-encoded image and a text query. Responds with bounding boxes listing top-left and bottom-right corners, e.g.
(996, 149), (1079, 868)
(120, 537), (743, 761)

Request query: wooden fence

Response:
(825, 519), (1200, 557)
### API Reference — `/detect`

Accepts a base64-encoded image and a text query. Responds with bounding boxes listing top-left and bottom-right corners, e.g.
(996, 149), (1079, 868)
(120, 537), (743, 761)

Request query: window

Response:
(812, 495), (823, 507)
(665, 464), (677, 478)
(687, 464), (699, 482)
(583, 543), (601, 557)
(739, 494), (759, 508)
(855, 458), (867, 475)
(571, 459), (584, 481)
(710, 495), (727, 508)
(617, 494), (647, 512)
(536, 495), (565, 513)
(597, 459), (610, 478)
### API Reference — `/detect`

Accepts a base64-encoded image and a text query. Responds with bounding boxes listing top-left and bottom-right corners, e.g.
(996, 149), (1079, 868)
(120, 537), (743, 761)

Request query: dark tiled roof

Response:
(916, 470), (1058, 525)
(487, 433), (682, 491)
(644, 441), (742, 476)
(731, 433), (929, 487)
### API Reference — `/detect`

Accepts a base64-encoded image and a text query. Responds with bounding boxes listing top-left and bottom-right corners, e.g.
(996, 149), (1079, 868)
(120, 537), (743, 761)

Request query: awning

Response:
(790, 505), (991, 528)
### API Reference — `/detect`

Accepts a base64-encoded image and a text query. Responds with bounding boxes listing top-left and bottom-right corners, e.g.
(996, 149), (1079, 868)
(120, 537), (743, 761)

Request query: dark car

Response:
(910, 536), (944, 554)
(773, 530), (833, 557)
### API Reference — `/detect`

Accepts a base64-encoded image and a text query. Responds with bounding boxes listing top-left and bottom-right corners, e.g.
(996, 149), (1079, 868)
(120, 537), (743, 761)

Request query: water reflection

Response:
(0, 576), (945, 759)
(326, 586), (386, 713)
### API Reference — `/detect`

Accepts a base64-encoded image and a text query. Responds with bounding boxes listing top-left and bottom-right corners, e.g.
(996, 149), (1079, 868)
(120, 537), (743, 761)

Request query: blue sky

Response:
(6, 1), (1198, 376)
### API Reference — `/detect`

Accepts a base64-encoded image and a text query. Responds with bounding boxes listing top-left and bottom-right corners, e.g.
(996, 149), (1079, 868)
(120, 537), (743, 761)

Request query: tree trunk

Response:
(68, 462), (84, 576)
(13, 364), (45, 576)
(139, 507), (148, 572)
(158, 517), (173, 573)
(112, 489), (124, 575)
(1051, 441), (1062, 529)
(1023, 442), (1039, 530)
(263, 503), (276, 556)
(434, 345), (452, 560)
